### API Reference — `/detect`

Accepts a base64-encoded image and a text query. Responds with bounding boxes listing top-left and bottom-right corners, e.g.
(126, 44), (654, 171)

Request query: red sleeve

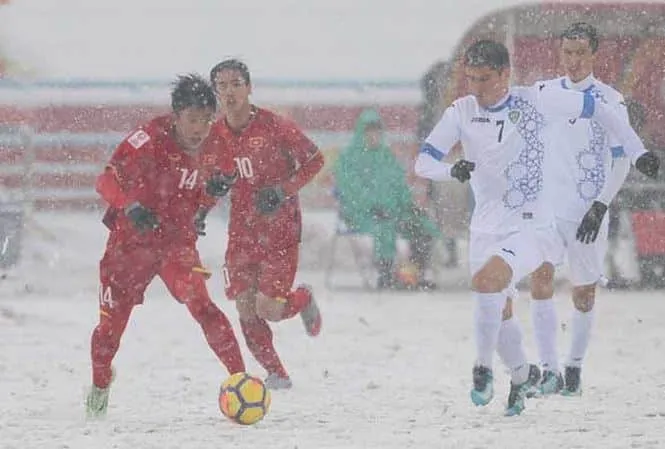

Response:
(277, 118), (325, 197)
(96, 129), (152, 209)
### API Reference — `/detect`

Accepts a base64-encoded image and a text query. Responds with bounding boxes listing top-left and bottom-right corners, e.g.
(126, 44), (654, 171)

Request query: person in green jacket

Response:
(333, 108), (441, 289)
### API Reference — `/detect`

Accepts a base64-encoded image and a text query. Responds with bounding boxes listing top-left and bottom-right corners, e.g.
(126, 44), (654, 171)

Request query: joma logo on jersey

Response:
(471, 117), (490, 123)
(248, 137), (265, 149)
(508, 110), (521, 124)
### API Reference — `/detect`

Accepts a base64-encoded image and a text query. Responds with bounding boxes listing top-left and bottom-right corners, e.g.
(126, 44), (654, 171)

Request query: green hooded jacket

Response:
(333, 109), (415, 230)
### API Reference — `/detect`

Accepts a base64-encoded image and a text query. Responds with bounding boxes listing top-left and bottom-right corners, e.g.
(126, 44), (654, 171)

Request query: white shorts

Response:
(469, 226), (564, 288)
(556, 217), (608, 286)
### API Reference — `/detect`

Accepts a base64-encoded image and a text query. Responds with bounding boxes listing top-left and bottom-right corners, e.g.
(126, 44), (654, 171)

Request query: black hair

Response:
(209, 59), (251, 85)
(464, 39), (510, 70)
(561, 22), (599, 53)
(171, 73), (216, 113)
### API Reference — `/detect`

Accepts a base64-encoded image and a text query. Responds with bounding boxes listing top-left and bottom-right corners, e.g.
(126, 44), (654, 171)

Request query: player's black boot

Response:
(561, 366), (582, 396)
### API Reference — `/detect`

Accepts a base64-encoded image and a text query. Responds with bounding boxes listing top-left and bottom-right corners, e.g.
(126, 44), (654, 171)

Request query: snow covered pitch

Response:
(1, 212), (664, 449)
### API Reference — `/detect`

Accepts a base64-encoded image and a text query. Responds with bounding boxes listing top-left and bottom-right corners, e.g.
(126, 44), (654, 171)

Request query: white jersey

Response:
(419, 83), (597, 234)
(542, 75), (628, 222)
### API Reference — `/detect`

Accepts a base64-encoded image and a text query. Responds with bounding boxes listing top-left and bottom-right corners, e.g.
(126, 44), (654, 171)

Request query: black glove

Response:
(451, 160), (475, 183)
(255, 186), (285, 214)
(125, 203), (159, 232)
(371, 206), (390, 220)
(576, 200), (608, 244)
(194, 208), (209, 236)
(206, 171), (238, 197)
(635, 151), (660, 179)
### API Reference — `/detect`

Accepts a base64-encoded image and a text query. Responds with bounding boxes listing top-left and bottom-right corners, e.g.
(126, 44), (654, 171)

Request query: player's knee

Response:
(572, 284), (596, 312)
(471, 257), (512, 293)
(530, 262), (555, 299)
(255, 293), (284, 322)
(235, 292), (259, 321)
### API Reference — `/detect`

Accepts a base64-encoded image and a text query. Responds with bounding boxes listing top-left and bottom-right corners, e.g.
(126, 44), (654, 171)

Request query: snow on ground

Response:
(1, 211), (665, 449)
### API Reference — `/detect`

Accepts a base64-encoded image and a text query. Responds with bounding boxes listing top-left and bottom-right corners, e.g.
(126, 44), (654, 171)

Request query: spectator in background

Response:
(333, 108), (441, 290)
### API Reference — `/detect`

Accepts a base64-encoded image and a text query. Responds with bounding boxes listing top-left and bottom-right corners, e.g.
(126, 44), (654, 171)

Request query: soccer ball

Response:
(219, 372), (271, 425)
(395, 261), (419, 287)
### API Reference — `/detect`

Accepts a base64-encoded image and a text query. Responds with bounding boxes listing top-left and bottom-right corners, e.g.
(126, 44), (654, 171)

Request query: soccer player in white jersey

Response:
(528, 23), (647, 397)
(414, 39), (660, 416)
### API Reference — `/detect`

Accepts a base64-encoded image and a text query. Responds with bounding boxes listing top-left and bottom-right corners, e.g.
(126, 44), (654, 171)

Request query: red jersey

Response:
(212, 107), (324, 252)
(97, 115), (219, 247)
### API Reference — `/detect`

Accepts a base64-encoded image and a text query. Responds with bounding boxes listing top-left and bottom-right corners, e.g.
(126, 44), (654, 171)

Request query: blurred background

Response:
(0, 0), (663, 290)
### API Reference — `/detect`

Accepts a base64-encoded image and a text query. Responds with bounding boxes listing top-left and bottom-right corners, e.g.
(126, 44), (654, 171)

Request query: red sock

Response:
(281, 286), (311, 319)
(240, 319), (288, 377)
(90, 303), (133, 389)
(199, 307), (246, 374)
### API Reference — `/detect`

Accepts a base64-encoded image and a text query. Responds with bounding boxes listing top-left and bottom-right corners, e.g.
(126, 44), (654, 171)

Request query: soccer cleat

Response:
(85, 368), (115, 419)
(538, 370), (564, 396)
(561, 366), (582, 396)
(264, 372), (293, 390)
(298, 284), (322, 337)
(470, 365), (494, 406)
(524, 364), (542, 398)
(505, 380), (530, 417)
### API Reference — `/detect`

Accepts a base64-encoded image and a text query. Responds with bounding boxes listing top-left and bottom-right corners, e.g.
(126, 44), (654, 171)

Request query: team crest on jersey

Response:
(248, 137), (265, 149)
(128, 130), (150, 149)
(508, 110), (521, 124)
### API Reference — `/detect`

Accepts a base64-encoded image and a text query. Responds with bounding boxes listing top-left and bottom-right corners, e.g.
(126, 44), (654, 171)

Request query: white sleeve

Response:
(597, 96), (631, 205)
(597, 157), (630, 205)
(414, 104), (461, 181)
(537, 84), (647, 164)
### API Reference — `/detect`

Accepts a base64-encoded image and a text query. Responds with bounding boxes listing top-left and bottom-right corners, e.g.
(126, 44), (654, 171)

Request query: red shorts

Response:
(98, 239), (211, 313)
(223, 244), (299, 299)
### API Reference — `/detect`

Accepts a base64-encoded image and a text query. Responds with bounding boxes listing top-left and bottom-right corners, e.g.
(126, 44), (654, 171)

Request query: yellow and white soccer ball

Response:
(219, 372), (271, 425)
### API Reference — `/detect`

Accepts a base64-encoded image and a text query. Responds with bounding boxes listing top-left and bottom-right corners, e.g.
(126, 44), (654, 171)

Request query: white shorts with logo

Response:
(469, 225), (564, 288)
(556, 217), (608, 286)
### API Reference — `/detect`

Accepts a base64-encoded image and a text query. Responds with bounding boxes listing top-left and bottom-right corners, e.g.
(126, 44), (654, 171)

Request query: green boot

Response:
(85, 368), (115, 418)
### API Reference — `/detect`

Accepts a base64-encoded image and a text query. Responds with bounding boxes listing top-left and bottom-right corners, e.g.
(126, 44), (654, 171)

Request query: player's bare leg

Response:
(236, 290), (292, 389)
(529, 263), (564, 395)
(256, 284), (321, 336)
(471, 256), (531, 416)
(562, 283), (595, 396)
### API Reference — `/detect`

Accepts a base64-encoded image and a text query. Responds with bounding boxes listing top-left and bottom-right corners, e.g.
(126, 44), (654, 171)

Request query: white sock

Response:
(497, 317), (530, 384)
(567, 307), (595, 368)
(530, 298), (559, 372)
(497, 317), (527, 371)
(474, 292), (507, 369)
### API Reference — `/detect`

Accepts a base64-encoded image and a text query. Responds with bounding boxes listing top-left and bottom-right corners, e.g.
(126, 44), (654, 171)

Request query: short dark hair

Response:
(209, 59), (251, 85)
(561, 22), (599, 53)
(464, 40), (510, 70)
(171, 74), (216, 113)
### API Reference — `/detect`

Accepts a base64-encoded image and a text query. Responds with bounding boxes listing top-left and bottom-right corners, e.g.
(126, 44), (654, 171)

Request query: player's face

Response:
(465, 65), (510, 108)
(213, 69), (251, 115)
(173, 106), (215, 153)
(560, 38), (595, 83)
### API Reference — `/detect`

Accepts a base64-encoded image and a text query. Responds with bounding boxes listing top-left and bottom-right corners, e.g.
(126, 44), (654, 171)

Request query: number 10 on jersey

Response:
(234, 157), (254, 178)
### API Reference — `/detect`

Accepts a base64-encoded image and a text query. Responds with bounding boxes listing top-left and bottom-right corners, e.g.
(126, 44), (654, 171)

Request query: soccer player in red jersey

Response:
(206, 59), (324, 389)
(86, 74), (246, 418)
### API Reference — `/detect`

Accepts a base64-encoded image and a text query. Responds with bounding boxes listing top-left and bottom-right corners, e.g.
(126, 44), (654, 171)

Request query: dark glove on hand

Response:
(635, 151), (660, 179)
(206, 170), (238, 197)
(125, 203), (159, 232)
(371, 206), (390, 220)
(450, 160), (475, 183)
(194, 208), (209, 236)
(576, 200), (608, 244)
(256, 186), (286, 214)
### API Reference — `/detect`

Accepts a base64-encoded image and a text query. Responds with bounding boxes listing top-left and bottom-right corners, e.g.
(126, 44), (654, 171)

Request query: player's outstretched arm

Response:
(414, 103), (462, 181)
